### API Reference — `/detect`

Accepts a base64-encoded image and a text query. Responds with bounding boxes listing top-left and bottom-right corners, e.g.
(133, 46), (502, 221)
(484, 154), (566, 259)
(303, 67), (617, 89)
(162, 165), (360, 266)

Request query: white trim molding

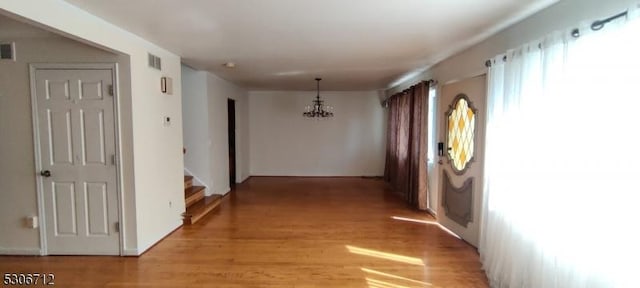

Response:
(0, 247), (42, 256)
(121, 248), (140, 256)
(29, 63), (124, 256)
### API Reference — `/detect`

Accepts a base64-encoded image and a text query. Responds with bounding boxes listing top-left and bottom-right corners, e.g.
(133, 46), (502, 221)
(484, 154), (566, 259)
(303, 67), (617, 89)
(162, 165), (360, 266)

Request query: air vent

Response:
(0, 42), (16, 61)
(148, 53), (161, 70)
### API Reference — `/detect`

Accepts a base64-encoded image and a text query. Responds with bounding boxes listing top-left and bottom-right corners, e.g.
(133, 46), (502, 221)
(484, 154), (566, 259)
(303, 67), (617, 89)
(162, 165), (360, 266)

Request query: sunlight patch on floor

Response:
(366, 277), (415, 288)
(391, 216), (436, 224)
(346, 245), (424, 266)
(391, 216), (461, 239)
(362, 268), (432, 286)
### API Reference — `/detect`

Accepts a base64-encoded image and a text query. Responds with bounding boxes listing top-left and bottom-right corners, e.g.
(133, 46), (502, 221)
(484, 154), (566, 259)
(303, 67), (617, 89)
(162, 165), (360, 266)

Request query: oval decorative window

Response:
(446, 94), (477, 174)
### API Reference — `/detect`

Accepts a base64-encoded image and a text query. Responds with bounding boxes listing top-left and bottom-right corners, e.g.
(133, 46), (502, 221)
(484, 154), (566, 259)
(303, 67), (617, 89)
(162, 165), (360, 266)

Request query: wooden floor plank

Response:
(0, 177), (488, 287)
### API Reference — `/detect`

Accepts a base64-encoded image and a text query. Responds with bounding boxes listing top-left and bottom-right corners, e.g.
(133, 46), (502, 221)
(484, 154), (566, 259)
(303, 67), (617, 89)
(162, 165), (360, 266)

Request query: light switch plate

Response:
(161, 76), (173, 95)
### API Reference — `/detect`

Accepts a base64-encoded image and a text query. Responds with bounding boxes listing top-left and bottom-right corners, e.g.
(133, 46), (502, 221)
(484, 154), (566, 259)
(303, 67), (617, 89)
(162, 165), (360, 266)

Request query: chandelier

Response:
(303, 78), (334, 118)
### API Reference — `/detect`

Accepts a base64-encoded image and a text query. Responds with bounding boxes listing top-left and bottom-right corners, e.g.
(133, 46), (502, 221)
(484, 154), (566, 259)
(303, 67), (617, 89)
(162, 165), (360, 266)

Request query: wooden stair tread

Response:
(184, 186), (206, 207)
(183, 195), (222, 225)
(184, 175), (194, 190)
(184, 185), (205, 196)
(184, 195), (221, 215)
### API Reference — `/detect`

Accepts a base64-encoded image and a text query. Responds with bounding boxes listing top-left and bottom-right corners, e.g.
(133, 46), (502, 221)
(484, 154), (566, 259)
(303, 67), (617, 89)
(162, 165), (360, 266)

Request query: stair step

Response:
(183, 195), (223, 225)
(184, 185), (205, 208)
(184, 175), (194, 189)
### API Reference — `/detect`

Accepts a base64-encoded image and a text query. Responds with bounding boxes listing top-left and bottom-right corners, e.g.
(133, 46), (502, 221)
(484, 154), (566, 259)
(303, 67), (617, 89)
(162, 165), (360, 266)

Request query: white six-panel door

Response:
(33, 67), (119, 255)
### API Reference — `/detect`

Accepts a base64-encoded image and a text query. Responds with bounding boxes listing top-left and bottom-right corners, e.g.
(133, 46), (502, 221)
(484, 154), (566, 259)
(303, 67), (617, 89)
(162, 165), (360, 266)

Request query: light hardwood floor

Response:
(0, 177), (488, 287)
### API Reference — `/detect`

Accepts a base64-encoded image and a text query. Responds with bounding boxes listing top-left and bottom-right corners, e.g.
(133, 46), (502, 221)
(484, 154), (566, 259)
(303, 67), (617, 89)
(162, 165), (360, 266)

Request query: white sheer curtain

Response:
(481, 6), (640, 288)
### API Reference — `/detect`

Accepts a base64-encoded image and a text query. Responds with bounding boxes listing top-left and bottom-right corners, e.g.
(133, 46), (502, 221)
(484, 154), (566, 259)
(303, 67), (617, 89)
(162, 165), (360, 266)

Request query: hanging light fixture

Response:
(303, 78), (334, 118)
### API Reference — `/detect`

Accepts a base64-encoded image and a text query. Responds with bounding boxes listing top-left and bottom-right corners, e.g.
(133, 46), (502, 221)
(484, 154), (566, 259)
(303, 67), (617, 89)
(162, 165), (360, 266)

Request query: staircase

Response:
(182, 175), (222, 225)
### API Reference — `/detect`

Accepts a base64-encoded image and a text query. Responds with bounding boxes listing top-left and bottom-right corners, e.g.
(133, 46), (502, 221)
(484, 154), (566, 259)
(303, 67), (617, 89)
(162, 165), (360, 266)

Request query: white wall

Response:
(181, 66), (212, 188)
(181, 66), (249, 195)
(207, 73), (249, 194)
(238, 85), (250, 183)
(1, 0), (185, 255)
(249, 91), (386, 176)
(0, 15), (136, 255)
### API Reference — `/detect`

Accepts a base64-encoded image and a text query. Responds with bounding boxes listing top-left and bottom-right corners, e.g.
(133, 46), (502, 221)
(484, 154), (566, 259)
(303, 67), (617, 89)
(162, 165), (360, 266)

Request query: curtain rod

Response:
(591, 11), (627, 31)
(484, 9), (629, 68)
(391, 79), (435, 95)
(382, 79), (435, 106)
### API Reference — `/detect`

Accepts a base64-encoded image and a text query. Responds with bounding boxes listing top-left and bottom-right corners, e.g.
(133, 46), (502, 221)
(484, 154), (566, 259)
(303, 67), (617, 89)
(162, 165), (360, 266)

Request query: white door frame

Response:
(29, 63), (125, 256)
(436, 75), (487, 247)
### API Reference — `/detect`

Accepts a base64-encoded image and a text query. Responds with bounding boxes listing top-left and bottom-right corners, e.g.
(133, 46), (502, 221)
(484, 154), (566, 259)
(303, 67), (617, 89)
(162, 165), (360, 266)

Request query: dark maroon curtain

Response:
(384, 81), (429, 210)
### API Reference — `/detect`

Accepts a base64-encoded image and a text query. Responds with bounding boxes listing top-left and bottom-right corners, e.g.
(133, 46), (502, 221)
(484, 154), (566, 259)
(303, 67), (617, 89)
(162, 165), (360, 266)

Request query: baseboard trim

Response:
(136, 222), (183, 257)
(1, 246), (142, 257)
(237, 175), (250, 184)
(249, 175), (384, 178)
(122, 248), (139, 256)
(207, 185), (230, 196)
(0, 247), (41, 255)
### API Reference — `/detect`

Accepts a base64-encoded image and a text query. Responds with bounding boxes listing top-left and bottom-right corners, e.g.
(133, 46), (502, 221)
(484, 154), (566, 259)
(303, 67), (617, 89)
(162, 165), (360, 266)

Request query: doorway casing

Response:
(29, 63), (125, 256)
(228, 98), (236, 188)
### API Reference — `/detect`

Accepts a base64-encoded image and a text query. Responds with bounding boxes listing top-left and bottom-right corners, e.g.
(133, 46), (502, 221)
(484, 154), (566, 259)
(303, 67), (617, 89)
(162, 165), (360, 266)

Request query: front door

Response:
(33, 66), (120, 255)
(437, 75), (486, 247)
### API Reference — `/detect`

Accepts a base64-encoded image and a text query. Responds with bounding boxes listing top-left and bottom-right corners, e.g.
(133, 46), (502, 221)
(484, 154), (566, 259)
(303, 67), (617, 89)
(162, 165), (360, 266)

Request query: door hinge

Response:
(111, 154), (117, 166)
(108, 85), (114, 96)
(115, 222), (120, 233)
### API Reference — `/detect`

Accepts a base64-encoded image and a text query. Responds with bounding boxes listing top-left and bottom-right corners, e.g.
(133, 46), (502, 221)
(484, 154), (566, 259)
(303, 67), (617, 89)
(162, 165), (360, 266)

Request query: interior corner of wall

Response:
(238, 174), (250, 184)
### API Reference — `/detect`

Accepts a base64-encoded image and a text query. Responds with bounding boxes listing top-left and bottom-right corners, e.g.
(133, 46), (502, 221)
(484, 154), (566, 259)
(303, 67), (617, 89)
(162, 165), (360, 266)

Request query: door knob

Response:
(40, 170), (51, 177)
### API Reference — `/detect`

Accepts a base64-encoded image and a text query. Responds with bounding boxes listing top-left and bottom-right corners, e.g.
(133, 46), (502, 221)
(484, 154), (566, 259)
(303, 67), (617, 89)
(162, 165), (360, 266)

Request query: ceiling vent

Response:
(0, 42), (16, 61)
(148, 53), (161, 70)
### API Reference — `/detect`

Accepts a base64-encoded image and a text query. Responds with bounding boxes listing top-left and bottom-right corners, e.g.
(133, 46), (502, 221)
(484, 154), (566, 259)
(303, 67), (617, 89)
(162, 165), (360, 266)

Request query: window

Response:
(426, 85), (438, 212)
(481, 8), (640, 286)
(445, 95), (476, 173)
(426, 86), (437, 164)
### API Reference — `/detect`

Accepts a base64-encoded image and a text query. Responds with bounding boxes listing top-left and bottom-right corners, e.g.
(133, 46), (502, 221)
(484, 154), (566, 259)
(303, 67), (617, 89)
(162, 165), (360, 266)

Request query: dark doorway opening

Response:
(228, 98), (236, 188)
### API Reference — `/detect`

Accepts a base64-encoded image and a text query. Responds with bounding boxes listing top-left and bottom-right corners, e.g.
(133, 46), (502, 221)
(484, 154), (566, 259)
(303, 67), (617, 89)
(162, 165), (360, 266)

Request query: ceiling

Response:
(62, 0), (557, 90)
